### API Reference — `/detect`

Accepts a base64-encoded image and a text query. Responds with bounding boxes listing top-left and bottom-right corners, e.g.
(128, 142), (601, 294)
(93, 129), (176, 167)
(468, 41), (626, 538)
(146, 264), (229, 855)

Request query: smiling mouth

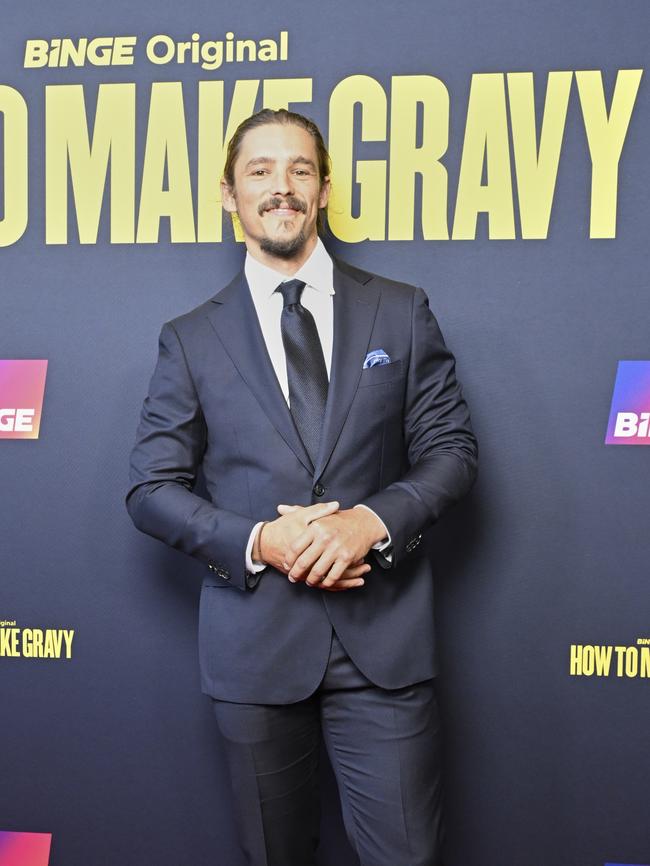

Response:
(259, 196), (306, 218)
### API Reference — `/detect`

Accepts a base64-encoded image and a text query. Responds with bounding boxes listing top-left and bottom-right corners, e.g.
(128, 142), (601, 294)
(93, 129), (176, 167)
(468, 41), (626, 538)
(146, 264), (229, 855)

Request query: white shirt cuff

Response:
(353, 504), (393, 560)
(245, 521), (267, 573)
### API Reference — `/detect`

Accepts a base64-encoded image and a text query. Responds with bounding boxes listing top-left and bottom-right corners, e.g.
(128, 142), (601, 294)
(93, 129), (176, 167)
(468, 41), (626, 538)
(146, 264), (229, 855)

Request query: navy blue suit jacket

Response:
(126, 257), (478, 703)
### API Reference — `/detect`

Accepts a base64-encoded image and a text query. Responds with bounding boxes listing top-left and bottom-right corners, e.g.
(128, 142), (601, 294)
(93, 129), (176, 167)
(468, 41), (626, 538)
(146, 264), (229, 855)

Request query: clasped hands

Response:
(252, 501), (386, 592)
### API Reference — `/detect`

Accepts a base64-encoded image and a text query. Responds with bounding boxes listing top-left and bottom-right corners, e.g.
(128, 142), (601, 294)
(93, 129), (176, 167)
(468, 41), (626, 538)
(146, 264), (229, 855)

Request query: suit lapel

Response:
(205, 260), (381, 482)
(313, 260), (380, 480)
(206, 271), (313, 475)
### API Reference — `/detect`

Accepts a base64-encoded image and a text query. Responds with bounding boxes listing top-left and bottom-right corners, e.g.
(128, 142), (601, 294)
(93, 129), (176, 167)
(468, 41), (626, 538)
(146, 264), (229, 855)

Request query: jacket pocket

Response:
(357, 358), (404, 387)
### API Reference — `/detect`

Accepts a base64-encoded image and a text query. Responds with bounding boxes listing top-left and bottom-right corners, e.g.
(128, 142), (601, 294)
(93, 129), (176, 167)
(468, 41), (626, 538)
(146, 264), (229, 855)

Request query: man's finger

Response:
(287, 515), (336, 573)
(302, 501), (339, 523)
(342, 561), (371, 578)
(304, 546), (339, 587)
(288, 535), (328, 581)
(276, 501), (340, 519)
(288, 526), (318, 558)
(317, 554), (353, 588)
(308, 556), (371, 587)
(277, 503), (299, 514)
(281, 521), (321, 571)
(319, 577), (366, 592)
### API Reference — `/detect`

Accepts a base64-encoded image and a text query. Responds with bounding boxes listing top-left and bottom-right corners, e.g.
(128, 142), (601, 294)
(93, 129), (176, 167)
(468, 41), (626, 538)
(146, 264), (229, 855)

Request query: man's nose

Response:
(270, 168), (293, 196)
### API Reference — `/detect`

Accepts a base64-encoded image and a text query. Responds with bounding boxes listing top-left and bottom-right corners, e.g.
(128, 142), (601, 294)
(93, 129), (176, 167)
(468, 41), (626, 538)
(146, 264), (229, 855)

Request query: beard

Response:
(259, 226), (309, 259)
(256, 194), (310, 260)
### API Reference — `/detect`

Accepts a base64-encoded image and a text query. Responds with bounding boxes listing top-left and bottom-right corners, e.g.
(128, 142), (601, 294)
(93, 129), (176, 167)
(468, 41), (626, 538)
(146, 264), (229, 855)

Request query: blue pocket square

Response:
(363, 349), (391, 369)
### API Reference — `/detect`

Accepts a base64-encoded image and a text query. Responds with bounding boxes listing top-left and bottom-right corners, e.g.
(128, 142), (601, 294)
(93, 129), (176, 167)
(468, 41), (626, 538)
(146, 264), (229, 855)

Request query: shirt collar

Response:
(244, 237), (335, 301)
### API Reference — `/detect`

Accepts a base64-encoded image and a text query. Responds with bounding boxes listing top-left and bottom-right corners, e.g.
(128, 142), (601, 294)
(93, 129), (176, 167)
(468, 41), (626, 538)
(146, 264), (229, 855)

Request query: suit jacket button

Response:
(313, 483), (325, 497)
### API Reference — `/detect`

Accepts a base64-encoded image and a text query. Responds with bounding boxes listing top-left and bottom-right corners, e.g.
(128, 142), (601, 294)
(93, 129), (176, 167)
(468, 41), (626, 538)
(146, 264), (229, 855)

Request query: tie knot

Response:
(276, 278), (306, 308)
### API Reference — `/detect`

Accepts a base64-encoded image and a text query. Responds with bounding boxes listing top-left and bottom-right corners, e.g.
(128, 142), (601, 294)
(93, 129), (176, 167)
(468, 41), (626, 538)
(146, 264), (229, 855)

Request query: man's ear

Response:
(319, 176), (331, 210)
(221, 178), (237, 214)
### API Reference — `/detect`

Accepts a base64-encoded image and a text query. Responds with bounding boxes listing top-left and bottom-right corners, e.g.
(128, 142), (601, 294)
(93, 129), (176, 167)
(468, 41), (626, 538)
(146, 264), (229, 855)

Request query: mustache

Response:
(258, 196), (307, 216)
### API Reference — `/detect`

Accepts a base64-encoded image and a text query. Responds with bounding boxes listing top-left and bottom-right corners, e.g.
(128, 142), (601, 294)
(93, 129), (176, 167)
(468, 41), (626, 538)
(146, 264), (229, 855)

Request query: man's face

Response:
(221, 122), (330, 262)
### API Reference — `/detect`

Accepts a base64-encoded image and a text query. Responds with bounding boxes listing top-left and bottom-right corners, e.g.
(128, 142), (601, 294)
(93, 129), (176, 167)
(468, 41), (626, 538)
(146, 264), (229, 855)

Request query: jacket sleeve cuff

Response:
(356, 487), (427, 569)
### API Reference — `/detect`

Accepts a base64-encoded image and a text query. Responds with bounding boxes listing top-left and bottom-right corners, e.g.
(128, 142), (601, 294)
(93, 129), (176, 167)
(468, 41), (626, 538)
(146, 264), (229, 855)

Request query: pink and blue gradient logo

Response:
(0, 360), (48, 440)
(0, 831), (51, 866)
(605, 361), (650, 446)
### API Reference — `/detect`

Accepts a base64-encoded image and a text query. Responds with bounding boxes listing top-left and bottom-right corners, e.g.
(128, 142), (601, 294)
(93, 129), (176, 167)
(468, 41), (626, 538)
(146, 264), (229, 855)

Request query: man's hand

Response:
(256, 501), (370, 591)
(277, 505), (386, 589)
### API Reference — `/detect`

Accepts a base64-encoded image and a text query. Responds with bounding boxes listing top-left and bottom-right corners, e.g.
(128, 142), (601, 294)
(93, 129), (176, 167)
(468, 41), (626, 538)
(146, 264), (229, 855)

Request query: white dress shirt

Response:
(242, 238), (393, 573)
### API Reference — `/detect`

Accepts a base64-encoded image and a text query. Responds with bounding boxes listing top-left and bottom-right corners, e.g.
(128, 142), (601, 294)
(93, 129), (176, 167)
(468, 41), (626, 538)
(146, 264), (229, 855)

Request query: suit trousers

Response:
(211, 627), (445, 866)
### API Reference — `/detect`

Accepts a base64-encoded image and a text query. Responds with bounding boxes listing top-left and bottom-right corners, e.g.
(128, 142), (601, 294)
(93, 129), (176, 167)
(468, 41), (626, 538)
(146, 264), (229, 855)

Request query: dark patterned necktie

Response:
(276, 279), (329, 466)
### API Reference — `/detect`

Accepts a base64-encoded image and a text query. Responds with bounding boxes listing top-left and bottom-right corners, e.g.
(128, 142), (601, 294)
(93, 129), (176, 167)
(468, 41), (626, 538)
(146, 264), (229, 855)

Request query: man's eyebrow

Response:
(290, 156), (317, 169)
(243, 155), (317, 170)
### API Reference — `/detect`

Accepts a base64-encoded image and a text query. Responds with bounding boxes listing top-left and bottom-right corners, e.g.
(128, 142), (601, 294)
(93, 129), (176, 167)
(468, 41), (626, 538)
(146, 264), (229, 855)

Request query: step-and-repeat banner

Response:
(1, 1), (648, 864)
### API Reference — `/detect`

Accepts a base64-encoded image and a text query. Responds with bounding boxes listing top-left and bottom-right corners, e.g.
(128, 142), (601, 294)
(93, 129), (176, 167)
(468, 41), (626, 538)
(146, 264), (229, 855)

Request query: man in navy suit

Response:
(126, 108), (477, 866)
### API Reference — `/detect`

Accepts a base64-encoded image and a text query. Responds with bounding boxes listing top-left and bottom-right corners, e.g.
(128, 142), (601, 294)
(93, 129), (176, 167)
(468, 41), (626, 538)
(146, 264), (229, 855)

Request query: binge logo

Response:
(605, 361), (650, 445)
(0, 831), (51, 865)
(0, 360), (48, 439)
